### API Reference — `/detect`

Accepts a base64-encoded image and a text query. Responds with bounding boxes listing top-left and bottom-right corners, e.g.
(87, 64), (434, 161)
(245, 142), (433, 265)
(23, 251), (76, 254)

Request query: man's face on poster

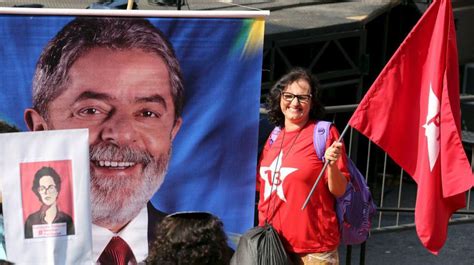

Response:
(26, 47), (182, 230)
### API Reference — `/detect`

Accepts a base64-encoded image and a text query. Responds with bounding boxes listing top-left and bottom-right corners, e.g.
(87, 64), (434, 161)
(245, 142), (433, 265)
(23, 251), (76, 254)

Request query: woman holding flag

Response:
(256, 67), (349, 265)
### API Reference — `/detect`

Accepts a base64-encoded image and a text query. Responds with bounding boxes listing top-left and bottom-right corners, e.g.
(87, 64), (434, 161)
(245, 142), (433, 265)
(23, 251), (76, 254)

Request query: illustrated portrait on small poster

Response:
(0, 129), (91, 264)
(20, 160), (75, 239)
(0, 8), (267, 263)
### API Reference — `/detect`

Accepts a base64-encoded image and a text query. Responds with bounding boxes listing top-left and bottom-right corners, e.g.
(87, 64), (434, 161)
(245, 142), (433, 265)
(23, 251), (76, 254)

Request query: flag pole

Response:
(301, 123), (351, 210)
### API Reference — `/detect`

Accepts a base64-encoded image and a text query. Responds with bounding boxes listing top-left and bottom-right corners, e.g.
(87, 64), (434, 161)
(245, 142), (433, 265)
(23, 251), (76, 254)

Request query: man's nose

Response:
(99, 112), (137, 145)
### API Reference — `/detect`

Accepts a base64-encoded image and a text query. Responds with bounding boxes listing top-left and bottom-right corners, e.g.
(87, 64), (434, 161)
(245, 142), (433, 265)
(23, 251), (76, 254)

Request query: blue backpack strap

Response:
(269, 126), (282, 146)
(313, 121), (332, 162)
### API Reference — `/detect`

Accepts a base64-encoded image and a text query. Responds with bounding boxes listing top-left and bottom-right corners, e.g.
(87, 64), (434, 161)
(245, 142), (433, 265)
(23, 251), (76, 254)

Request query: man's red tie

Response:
(98, 236), (137, 265)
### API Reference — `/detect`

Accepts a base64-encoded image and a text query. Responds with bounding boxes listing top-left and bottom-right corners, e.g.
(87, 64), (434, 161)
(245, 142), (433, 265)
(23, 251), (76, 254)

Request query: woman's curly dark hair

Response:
(266, 67), (325, 127)
(32, 166), (62, 201)
(146, 212), (232, 265)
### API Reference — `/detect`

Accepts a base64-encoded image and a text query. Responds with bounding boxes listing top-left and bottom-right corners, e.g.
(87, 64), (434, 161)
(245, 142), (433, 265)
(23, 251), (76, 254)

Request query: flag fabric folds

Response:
(348, 0), (473, 254)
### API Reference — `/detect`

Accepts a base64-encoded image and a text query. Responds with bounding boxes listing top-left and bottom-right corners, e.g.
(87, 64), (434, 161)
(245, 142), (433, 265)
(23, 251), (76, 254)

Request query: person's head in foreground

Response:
(146, 212), (232, 265)
(0, 120), (19, 134)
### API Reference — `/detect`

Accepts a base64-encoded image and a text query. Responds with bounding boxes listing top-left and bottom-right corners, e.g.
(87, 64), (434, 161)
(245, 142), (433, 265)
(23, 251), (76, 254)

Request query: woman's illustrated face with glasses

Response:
(280, 79), (312, 126)
(38, 175), (58, 206)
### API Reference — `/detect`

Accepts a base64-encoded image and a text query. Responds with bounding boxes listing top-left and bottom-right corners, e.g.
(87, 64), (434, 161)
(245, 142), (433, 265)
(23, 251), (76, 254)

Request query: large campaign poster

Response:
(0, 8), (266, 262)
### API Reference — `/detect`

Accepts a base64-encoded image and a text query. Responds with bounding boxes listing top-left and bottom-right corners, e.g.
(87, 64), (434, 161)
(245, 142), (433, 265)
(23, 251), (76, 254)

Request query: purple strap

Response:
(269, 121), (332, 161)
(313, 121), (332, 162)
(269, 126), (282, 146)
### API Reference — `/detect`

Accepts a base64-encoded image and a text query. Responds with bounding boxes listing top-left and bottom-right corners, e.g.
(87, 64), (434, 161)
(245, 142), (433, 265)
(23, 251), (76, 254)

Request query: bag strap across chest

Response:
(269, 121), (332, 161)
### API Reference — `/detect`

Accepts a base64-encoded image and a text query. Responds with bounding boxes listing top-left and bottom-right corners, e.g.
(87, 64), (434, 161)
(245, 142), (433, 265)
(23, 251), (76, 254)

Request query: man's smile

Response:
(91, 159), (144, 175)
(94, 160), (137, 168)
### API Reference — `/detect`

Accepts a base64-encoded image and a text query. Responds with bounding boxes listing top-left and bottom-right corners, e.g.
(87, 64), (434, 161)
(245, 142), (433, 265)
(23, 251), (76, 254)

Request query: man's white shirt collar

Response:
(92, 207), (148, 263)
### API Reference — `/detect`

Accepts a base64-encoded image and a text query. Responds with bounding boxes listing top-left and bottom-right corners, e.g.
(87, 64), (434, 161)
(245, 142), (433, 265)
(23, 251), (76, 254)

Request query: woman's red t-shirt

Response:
(257, 121), (350, 253)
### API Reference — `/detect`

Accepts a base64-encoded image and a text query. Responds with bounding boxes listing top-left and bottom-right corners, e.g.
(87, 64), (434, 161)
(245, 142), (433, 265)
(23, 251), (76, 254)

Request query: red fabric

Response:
(257, 122), (350, 253)
(348, 0), (473, 254)
(98, 236), (137, 265)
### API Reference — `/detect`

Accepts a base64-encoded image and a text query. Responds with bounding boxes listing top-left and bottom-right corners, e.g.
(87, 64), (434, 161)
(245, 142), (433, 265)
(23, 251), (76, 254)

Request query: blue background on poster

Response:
(0, 14), (262, 236)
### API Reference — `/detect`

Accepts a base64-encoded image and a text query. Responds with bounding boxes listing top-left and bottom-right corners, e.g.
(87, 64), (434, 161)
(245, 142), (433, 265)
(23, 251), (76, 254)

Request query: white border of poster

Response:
(0, 7), (269, 18)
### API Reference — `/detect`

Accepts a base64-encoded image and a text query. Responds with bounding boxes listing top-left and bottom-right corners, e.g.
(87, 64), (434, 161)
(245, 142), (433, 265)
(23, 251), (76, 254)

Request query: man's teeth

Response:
(97, 161), (136, 167)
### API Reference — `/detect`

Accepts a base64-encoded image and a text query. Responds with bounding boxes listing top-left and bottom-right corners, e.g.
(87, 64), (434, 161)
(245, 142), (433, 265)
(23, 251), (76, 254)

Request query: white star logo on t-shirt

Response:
(259, 151), (297, 202)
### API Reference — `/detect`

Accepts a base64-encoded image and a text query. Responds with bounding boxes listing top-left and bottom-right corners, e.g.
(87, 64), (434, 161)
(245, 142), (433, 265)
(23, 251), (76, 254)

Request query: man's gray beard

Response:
(89, 143), (170, 228)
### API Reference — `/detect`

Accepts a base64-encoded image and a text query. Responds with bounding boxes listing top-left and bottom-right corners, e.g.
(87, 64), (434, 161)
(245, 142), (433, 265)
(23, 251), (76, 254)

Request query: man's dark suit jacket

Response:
(147, 202), (166, 251)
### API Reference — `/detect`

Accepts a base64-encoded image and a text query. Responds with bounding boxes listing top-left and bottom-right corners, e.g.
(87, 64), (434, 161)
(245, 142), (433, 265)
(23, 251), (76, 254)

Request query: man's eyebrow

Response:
(135, 95), (167, 111)
(73, 91), (168, 110)
(75, 91), (113, 102)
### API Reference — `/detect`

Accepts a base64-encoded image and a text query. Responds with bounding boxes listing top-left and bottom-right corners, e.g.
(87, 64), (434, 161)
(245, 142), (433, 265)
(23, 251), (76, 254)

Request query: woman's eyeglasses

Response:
(281, 91), (312, 103)
(38, 185), (57, 194)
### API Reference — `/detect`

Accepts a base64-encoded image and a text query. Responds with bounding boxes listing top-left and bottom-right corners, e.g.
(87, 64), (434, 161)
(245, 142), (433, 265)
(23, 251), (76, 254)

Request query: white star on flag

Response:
(422, 83), (440, 171)
(259, 151), (297, 202)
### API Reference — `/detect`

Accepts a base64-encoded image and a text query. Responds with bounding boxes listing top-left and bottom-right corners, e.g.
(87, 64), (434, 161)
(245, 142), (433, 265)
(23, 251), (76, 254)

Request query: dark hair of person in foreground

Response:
(0, 120), (19, 133)
(146, 212), (232, 265)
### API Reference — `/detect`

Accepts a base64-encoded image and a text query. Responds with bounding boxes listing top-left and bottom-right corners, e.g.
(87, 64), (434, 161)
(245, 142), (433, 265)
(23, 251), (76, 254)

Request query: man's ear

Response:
(170, 117), (182, 141)
(24, 108), (49, 131)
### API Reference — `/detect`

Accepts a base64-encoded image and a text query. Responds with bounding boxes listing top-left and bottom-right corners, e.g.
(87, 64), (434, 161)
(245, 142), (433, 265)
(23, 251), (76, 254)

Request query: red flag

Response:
(348, 0), (473, 254)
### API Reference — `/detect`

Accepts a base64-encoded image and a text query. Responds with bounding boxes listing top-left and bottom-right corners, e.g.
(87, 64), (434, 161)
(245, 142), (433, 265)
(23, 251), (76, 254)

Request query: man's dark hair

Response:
(146, 212), (232, 265)
(32, 166), (62, 201)
(266, 67), (325, 127)
(32, 16), (184, 123)
(0, 120), (19, 133)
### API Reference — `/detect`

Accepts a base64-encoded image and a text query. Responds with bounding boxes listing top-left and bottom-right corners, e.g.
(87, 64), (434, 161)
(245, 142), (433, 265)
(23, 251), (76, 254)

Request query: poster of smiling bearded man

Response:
(0, 7), (267, 264)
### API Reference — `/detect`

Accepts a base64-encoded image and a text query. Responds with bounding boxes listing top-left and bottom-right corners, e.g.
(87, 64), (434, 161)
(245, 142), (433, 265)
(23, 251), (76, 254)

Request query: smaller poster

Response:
(0, 129), (92, 264)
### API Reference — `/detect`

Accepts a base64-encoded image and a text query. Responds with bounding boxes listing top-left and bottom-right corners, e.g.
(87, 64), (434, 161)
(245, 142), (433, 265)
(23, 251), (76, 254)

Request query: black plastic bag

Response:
(230, 223), (290, 265)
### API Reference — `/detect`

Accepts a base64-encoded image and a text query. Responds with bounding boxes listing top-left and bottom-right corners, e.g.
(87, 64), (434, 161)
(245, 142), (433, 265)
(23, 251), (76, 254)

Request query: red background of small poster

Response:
(20, 160), (75, 223)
